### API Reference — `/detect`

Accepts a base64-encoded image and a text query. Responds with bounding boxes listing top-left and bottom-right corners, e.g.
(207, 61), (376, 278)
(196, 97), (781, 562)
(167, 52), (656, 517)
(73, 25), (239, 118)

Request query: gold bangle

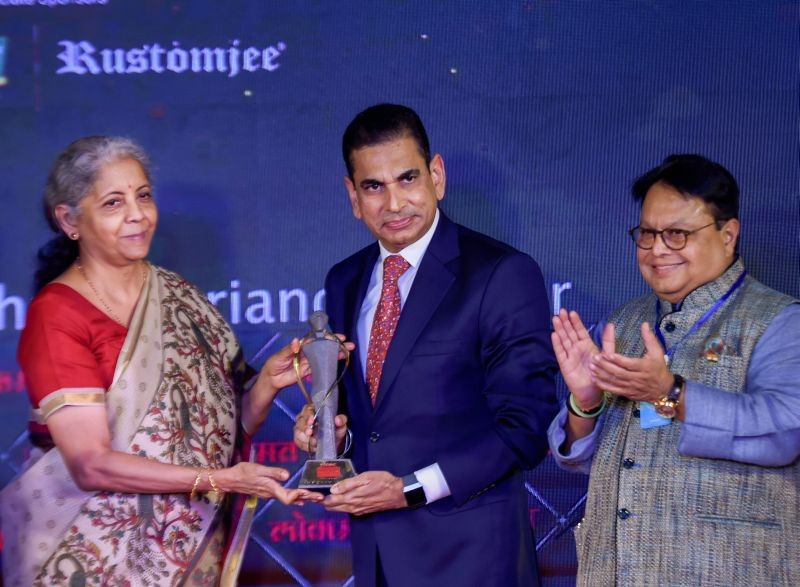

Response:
(207, 469), (223, 499)
(189, 469), (202, 500)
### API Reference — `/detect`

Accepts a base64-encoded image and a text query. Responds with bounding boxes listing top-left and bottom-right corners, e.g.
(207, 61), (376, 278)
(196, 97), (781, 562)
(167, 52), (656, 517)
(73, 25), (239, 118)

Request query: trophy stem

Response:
(295, 311), (357, 491)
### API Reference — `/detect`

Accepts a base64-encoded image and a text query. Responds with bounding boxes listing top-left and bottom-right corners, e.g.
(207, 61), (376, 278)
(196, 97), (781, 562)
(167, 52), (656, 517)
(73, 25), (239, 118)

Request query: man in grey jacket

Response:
(549, 154), (799, 586)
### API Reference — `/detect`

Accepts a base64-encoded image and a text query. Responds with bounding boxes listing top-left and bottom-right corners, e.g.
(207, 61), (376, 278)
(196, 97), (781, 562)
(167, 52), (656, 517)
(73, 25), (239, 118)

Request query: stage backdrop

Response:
(0, 1), (797, 585)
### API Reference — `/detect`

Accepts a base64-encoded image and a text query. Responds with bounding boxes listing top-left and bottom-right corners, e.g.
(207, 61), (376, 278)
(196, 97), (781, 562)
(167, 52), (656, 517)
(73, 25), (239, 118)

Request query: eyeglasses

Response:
(628, 221), (718, 251)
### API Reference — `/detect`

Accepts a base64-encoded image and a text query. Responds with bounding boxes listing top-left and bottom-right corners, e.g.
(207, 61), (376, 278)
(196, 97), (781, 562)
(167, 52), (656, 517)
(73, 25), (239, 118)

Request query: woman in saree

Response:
(1, 136), (325, 586)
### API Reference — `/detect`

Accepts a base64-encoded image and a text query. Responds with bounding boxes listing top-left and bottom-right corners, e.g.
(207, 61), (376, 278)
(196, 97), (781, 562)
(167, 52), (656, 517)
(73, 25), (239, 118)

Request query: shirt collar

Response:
(377, 209), (440, 268)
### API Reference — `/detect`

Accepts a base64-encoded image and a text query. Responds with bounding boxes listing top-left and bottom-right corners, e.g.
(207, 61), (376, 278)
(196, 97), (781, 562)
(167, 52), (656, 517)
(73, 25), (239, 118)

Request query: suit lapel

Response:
(342, 245), (379, 414)
(374, 214), (459, 412)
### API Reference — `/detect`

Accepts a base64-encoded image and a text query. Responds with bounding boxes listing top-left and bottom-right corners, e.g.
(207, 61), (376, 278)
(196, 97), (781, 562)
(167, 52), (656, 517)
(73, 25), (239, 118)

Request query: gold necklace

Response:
(75, 258), (148, 326)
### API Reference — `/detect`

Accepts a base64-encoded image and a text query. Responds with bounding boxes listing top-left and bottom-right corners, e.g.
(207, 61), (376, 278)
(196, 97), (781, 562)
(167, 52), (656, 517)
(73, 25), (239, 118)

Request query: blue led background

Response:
(0, 1), (797, 585)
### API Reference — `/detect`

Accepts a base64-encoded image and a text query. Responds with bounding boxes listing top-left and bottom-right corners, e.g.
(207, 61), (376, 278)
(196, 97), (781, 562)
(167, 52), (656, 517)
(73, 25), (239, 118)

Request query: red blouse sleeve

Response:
(18, 284), (126, 421)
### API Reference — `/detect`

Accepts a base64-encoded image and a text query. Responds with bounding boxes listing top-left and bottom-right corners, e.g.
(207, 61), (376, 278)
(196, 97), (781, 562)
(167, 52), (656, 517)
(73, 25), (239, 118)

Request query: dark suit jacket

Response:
(325, 213), (557, 587)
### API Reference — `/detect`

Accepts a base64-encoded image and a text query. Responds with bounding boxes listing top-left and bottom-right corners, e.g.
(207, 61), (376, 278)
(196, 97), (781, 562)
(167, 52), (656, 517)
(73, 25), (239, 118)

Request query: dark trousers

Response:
(376, 551), (389, 587)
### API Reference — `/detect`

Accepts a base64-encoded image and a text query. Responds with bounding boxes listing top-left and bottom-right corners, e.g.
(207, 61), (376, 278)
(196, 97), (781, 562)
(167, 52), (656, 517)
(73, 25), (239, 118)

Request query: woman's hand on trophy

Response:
(293, 404), (349, 455)
(260, 335), (354, 393)
(260, 338), (307, 393)
(215, 462), (324, 505)
(244, 338), (315, 434)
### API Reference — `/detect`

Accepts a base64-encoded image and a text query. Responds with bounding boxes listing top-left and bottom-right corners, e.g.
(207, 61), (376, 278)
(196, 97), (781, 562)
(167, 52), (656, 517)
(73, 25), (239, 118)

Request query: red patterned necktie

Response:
(366, 255), (411, 406)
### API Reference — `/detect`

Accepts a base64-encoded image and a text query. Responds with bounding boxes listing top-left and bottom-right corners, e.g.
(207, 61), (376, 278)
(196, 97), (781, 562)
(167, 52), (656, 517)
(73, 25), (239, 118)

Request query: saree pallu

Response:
(2, 265), (249, 587)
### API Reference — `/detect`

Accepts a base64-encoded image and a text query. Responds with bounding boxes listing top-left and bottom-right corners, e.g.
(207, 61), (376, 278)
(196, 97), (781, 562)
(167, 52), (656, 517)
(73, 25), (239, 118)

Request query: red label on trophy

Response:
(316, 463), (343, 479)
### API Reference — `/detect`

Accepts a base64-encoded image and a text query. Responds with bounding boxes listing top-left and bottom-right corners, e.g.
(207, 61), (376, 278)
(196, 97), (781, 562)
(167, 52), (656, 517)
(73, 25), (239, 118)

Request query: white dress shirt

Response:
(356, 209), (451, 504)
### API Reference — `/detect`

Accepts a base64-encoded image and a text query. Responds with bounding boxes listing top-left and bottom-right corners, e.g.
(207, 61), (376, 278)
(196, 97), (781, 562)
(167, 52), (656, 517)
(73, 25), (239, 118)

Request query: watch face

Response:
(654, 402), (676, 419)
(402, 474), (427, 507)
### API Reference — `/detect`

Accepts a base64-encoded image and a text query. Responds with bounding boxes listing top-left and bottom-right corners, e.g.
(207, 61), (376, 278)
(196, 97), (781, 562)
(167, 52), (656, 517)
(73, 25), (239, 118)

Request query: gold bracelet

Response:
(189, 469), (202, 500)
(207, 469), (223, 500)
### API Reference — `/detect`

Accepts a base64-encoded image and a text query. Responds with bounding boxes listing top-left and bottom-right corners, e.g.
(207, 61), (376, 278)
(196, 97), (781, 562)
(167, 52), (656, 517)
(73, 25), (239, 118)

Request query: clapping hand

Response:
(589, 322), (673, 404)
(551, 309), (605, 411)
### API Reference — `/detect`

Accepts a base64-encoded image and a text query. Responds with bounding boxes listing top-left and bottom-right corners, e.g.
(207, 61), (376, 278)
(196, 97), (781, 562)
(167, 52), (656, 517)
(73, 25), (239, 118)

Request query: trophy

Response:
(295, 311), (356, 491)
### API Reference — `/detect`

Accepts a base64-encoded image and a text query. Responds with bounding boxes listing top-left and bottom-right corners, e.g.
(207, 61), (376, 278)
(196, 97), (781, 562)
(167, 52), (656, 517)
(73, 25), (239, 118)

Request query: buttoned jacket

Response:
(325, 212), (557, 587)
(577, 260), (799, 586)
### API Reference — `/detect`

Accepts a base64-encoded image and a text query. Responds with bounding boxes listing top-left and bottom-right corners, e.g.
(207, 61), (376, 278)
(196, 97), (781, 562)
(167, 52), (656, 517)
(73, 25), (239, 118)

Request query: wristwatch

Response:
(654, 373), (685, 419)
(402, 473), (427, 508)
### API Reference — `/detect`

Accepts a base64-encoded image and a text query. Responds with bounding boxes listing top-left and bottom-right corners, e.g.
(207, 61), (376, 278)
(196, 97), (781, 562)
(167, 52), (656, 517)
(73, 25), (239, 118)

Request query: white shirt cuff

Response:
(414, 462), (451, 504)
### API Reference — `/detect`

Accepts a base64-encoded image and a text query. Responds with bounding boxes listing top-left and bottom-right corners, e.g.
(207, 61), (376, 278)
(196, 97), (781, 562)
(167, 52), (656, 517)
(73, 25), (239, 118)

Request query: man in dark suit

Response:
(295, 103), (557, 586)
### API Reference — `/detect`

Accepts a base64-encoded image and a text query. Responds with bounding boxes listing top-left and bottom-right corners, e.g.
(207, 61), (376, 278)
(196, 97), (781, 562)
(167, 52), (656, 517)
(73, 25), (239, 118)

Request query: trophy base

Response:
(298, 459), (357, 493)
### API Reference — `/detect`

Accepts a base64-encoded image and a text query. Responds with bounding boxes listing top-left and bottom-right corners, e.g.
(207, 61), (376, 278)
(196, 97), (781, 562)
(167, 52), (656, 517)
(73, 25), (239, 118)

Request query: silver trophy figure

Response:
(296, 311), (356, 490)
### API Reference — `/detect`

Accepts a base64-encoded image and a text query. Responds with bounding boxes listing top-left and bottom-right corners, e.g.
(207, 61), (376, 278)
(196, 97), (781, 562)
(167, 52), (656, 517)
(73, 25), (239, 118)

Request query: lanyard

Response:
(655, 271), (746, 363)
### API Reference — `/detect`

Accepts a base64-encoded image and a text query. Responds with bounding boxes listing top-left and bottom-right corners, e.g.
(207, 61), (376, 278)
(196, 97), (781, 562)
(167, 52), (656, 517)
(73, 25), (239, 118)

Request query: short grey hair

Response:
(43, 135), (151, 232)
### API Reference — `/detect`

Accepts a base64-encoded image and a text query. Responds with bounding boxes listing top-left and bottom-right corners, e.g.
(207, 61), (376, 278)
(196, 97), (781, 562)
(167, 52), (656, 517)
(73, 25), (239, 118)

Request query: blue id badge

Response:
(639, 401), (671, 429)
